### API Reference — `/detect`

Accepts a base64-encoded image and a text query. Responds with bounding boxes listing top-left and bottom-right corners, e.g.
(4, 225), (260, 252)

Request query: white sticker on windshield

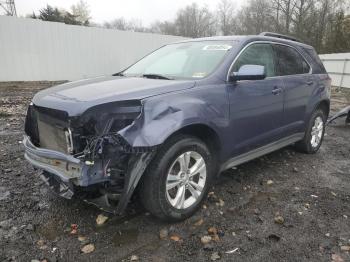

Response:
(192, 72), (207, 78)
(202, 45), (232, 51)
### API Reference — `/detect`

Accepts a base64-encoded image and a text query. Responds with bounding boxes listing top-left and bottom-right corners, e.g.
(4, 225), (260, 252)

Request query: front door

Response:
(226, 43), (284, 157)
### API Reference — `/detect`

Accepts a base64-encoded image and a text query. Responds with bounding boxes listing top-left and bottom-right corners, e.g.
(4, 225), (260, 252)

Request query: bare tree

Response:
(104, 17), (148, 32)
(271, 0), (296, 34)
(71, 0), (91, 25)
(104, 18), (128, 30)
(30, 0), (350, 53)
(174, 3), (217, 38)
(324, 11), (350, 53)
(234, 0), (274, 34)
(313, 0), (344, 51)
(149, 21), (177, 35)
(292, 0), (315, 37)
(217, 0), (236, 35)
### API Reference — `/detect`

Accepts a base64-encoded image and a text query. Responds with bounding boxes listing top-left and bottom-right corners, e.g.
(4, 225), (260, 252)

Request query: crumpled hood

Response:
(32, 76), (195, 116)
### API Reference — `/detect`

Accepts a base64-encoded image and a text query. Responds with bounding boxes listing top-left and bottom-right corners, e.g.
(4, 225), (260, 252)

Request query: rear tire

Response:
(139, 134), (214, 221)
(295, 109), (326, 154)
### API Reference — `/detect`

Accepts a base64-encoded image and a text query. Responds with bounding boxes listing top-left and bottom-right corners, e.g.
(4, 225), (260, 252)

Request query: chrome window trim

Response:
(226, 41), (313, 82)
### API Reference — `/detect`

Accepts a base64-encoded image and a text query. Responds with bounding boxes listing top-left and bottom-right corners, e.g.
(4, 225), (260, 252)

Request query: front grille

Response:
(25, 105), (70, 154)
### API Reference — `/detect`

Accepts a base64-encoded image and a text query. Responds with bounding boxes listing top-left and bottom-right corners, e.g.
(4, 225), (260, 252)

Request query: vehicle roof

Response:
(176, 35), (314, 50)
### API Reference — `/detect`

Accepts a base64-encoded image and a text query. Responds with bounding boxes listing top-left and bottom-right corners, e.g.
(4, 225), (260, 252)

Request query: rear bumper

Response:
(23, 135), (85, 183)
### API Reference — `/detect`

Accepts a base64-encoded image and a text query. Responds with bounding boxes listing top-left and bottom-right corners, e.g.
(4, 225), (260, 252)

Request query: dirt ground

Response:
(0, 82), (349, 262)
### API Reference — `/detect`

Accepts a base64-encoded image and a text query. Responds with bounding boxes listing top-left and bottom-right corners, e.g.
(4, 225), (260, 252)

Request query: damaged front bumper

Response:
(23, 135), (156, 214)
(23, 135), (85, 183)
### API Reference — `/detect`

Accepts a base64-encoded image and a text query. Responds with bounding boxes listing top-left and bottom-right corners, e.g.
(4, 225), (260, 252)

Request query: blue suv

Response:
(24, 32), (331, 221)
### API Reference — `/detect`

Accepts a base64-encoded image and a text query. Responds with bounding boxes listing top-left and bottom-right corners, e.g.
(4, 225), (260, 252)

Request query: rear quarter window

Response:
(273, 44), (310, 76)
(302, 47), (327, 74)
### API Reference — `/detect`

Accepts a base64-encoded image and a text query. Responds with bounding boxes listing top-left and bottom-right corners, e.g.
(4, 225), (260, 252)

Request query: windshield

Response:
(123, 41), (235, 80)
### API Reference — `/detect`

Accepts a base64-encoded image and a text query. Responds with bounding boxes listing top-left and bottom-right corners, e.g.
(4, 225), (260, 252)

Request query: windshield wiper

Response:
(142, 74), (173, 80)
(112, 72), (125, 76)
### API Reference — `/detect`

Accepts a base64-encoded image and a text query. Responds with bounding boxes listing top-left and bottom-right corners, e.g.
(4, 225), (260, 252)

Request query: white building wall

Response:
(0, 16), (187, 81)
(319, 53), (350, 88)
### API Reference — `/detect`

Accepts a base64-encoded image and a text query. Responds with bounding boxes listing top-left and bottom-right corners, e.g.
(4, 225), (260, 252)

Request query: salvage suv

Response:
(24, 32), (331, 221)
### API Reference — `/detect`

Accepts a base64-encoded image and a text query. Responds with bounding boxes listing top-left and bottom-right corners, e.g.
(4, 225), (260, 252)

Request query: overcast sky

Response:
(15, 0), (244, 26)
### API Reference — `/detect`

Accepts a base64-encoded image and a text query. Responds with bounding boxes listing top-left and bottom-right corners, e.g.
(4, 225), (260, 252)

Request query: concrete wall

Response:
(319, 53), (350, 88)
(0, 16), (187, 81)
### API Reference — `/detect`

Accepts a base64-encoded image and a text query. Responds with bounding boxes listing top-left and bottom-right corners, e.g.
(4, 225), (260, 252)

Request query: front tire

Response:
(295, 109), (326, 154)
(139, 135), (214, 221)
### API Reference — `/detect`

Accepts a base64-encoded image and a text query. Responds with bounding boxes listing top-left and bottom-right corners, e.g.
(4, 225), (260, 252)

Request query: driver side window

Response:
(232, 43), (276, 77)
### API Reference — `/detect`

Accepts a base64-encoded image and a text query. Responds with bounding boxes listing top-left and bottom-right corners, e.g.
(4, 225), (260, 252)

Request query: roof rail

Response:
(259, 32), (301, 43)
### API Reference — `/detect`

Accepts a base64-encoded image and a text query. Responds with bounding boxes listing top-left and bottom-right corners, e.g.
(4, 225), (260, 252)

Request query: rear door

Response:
(226, 43), (285, 156)
(272, 44), (314, 136)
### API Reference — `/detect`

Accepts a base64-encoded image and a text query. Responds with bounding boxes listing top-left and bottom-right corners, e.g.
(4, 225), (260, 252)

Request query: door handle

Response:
(272, 87), (282, 95)
(307, 81), (314, 86)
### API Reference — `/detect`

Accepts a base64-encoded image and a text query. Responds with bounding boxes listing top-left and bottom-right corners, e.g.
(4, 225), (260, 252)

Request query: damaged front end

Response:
(23, 101), (156, 214)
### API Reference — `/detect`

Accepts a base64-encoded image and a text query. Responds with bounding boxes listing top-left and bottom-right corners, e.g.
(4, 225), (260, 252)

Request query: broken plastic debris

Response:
(225, 248), (239, 254)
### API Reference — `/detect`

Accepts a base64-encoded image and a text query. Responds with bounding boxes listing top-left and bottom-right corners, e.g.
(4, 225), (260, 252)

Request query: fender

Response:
(118, 86), (229, 149)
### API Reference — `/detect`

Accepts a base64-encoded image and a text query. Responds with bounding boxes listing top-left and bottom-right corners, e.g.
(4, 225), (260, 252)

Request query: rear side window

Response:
(302, 47), (327, 74)
(273, 45), (310, 76)
(232, 43), (276, 77)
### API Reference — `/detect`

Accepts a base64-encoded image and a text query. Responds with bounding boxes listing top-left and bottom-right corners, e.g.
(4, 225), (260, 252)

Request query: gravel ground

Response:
(0, 82), (349, 262)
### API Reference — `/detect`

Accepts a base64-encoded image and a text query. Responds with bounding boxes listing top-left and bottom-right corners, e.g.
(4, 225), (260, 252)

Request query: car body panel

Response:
(33, 76), (196, 116)
(280, 74), (315, 135)
(119, 80), (229, 151)
(225, 78), (285, 158)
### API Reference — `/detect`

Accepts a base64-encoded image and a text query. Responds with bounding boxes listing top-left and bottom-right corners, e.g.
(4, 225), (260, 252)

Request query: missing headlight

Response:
(78, 100), (142, 135)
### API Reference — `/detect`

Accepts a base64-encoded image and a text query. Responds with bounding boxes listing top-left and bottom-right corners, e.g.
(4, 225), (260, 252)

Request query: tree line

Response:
(29, 0), (90, 26)
(29, 0), (350, 54)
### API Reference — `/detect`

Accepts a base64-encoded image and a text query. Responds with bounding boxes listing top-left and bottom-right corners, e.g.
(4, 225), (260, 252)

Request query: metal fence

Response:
(0, 16), (187, 81)
(320, 54), (350, 88)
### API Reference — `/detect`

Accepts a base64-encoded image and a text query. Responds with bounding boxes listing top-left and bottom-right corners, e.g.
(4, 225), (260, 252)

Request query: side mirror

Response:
(229, 65), (266, 82)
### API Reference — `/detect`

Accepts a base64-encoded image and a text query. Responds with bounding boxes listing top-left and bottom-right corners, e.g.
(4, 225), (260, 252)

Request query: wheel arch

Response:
(135, 123), (223, 199)
(315, 99), (330, 117)
(164, 123), (222, 159)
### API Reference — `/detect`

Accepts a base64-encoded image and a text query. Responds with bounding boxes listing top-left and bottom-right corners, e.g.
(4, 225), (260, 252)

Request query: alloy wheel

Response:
(165, 151), (207, 209)
(310, 116), (324, 148)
